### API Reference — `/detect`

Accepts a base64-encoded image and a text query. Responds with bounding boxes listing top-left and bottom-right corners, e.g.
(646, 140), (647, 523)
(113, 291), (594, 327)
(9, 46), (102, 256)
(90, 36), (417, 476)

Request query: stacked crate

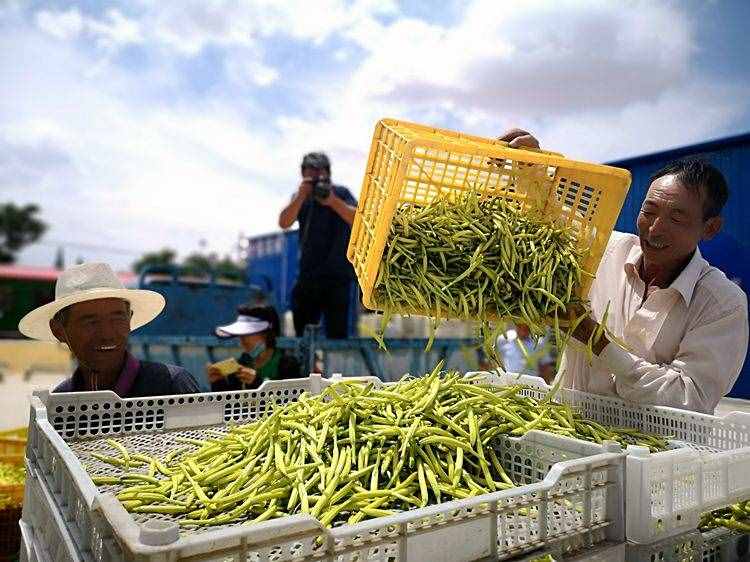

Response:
(19, 374), (626, 562)
(490, 371), (750, 561)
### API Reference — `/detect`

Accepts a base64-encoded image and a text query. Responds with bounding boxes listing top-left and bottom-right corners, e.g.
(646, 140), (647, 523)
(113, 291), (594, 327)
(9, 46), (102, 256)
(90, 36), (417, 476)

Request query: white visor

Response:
(215, 315), (271, 337)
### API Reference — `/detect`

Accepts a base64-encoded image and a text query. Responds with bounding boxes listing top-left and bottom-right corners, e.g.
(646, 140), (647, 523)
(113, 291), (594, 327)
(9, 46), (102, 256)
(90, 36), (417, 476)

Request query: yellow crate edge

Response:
(349, 117), (632, 313)
(378, 118), (632, 181)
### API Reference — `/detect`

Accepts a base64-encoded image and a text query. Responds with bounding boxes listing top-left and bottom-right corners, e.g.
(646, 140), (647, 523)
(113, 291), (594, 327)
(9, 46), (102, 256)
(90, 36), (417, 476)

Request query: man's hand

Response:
(317, 188), (338, 207)
(298, 179), (313, 200)
(567, 306), (609, 356)
(237, 367), (257, 385)
(319, 188), (356, 225)
(279, 180), (313, 228)
(498, 128), (540, 149)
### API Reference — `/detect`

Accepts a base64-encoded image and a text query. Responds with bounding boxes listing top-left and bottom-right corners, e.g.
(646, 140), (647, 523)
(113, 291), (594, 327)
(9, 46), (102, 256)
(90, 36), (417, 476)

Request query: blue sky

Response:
(2, 0), (749, 271)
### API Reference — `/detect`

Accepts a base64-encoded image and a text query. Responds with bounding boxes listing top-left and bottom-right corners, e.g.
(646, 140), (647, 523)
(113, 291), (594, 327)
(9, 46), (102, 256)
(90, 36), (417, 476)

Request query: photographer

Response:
(278, 152), (358, 339)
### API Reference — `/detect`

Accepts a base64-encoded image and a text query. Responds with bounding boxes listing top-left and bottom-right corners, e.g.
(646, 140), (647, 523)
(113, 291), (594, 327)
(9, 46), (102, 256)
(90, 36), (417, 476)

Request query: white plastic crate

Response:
(515, 541), (625, 562)
(19, 459), (82, 562)
(22, 374), (625, 562)
(487, 372), (750, 545)
(626, 527), (750, 562)
(564, 542), (626, 562)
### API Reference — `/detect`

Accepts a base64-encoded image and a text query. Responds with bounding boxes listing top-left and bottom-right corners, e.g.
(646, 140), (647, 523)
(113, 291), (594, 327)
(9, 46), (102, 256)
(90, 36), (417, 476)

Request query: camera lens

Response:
(313, 176), (332, 199)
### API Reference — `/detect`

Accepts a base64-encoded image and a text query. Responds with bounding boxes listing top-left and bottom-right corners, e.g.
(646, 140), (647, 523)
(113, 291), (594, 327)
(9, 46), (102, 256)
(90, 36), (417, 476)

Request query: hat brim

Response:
(18, 288), (166, 342)
(215, 320), (269, 338)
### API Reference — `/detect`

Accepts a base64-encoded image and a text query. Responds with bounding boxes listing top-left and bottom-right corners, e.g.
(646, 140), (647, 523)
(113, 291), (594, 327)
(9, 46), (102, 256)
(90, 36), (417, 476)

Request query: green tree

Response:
(181, 253), (214, 277)
(214, 255), (245, 282)
(133, 249), (245, 282)
(181, 253), (245, 282)
(0, 203), (47, 263)
(132, 248), (177, 274)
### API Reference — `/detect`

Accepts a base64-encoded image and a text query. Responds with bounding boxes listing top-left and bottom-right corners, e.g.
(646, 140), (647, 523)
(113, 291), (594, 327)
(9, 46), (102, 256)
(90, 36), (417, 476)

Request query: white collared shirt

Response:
(558, 232), (748, 414)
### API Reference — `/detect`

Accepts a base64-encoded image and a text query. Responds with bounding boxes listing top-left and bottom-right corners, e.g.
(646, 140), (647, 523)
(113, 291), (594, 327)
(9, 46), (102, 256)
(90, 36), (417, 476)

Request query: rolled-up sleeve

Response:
(602, 304), (748, 413)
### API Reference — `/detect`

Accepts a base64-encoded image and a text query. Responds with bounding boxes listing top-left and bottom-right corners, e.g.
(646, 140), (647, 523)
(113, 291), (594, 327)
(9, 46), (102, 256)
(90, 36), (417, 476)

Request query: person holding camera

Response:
(278, 152), (358, 339)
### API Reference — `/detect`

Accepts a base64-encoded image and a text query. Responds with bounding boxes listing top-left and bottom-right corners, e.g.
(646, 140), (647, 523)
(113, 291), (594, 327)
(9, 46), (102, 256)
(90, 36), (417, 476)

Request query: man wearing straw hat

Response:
(18, 263), (200, 396)
(498, 129), (748, 414)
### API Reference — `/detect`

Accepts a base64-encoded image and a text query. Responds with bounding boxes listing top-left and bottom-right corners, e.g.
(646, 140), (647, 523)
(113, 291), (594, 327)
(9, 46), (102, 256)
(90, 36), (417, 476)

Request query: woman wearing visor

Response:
(206, 305), (302, 391)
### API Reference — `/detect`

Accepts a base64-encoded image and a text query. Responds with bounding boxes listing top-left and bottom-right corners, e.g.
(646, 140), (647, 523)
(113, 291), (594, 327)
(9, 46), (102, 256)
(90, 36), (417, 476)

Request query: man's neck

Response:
(640, 252), (694, 290)
(79, 358), (125, 391)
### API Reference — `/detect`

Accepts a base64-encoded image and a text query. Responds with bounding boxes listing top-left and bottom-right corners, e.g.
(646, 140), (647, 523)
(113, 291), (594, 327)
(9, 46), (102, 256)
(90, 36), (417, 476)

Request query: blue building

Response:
(608, 132), (750, 397)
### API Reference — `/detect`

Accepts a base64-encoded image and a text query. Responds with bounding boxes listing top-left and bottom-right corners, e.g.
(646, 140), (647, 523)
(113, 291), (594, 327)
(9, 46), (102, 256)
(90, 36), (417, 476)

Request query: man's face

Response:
(51, 298), (132, 374)
(636, 174), (721, 269)
(302, 166), (326, 181)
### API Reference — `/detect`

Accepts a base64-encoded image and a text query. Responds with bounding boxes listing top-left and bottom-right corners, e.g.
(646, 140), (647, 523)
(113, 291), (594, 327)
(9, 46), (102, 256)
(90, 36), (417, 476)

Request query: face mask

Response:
(247, 341), (266, 360)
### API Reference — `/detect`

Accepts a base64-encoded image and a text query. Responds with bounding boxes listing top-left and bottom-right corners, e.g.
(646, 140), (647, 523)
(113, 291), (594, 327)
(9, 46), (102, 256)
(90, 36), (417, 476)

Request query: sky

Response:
(2, 0), (749, 271)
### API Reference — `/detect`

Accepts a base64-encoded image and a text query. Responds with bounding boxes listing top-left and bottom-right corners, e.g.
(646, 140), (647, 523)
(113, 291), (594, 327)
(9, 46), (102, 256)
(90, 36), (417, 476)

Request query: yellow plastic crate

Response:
(0, 454), (24, 508)
(0, 428), (27, 440)
(0, 454), (24, 557)
(0, 437), (26, 457)
(347, 118), (632, 313)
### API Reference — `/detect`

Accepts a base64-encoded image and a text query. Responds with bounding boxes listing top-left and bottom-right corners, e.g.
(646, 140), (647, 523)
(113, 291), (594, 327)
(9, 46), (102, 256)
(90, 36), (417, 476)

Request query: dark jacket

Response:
(53, 359), (199, 397)
(297, 185), (357, 283)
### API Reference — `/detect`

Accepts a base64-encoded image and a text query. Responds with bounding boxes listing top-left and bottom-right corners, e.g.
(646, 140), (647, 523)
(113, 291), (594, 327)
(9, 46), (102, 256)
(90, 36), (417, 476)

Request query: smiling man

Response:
(500, 130), (748, 413)
(18, 263), (200, 396)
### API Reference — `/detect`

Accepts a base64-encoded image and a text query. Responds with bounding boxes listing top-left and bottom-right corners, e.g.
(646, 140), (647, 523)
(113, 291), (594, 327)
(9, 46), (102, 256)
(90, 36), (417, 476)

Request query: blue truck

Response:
(132, 266), (266, 337)
(128, 251), (476, 386)
(128, 267), (266, 389)
(244, 230), (360, 337)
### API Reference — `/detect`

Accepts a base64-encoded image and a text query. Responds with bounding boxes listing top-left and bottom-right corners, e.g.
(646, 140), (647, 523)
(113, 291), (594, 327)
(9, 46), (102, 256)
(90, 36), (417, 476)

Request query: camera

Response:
(311, 175), (332, 200)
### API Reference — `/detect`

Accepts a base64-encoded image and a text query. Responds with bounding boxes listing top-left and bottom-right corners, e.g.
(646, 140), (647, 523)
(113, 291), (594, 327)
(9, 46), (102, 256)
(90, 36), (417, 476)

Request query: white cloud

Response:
(540, 81), (748, 162)
(35, 7), (141, 48)
(5, 0), (749, 272)
(111, 0), (397, 56)
(146, 2), (257, 56)
(2, 25), (292, 269)
(333, 48), (350, 62)
(35, 8), (83, 40)
(87, 8), (142, 48)
(307, 0), (746, 164)
(224, 50), (280, 87)
(347, 0), (695, 116)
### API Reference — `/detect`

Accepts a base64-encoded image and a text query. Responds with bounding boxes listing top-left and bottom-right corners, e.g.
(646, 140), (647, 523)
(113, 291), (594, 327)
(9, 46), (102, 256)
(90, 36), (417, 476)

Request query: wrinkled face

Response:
(239, 332), (266, 352)
(636, 174), (721, 270)
(51, 298), (131, 374)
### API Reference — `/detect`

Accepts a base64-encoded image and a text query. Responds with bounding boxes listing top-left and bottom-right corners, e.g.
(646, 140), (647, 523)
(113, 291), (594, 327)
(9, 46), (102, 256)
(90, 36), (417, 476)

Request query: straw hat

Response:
(18, 263), (165, 341)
